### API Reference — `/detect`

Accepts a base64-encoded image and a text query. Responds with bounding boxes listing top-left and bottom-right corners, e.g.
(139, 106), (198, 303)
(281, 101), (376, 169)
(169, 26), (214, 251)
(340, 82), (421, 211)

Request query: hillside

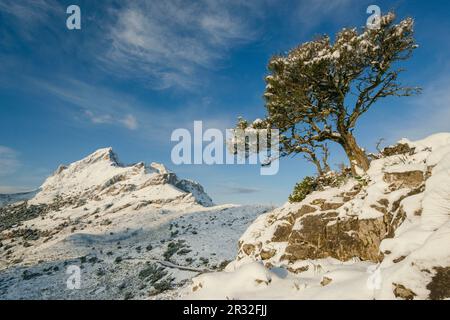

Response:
(178, 133), (450, 300)
(0, 148), (270, 299)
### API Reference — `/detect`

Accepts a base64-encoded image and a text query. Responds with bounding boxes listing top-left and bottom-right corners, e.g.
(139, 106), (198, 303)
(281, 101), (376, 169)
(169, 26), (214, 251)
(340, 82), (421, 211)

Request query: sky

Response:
(0, 0), (449, 205)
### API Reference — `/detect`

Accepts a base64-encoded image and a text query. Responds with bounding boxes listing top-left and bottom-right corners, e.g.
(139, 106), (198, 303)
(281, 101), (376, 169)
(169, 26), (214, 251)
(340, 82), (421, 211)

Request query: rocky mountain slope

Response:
(178, 133), (450, 300)
(0, 148), (270, 299)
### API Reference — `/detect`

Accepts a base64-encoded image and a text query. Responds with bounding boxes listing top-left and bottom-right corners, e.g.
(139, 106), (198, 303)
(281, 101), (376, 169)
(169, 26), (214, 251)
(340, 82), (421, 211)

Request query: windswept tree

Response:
(238, 12), (420, 175)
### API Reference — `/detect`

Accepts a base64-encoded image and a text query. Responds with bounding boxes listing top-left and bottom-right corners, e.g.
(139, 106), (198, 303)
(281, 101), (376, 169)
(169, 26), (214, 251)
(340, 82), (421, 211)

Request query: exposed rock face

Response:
(247, 185), (411, 263)
(383, 170), (424, 190)
(382, 143), (415, 157)
(426, 267), (450, 300)
(234, 141), (434, 267)
(283, 212), (388, 262)
(393, 283), (416, 300)
(320, 276), (332, 286)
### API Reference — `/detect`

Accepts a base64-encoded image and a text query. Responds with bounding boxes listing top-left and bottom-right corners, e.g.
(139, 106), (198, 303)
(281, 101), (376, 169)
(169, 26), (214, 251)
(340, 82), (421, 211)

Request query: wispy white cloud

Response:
(222, 186), (261, 194)
(103, 0), (267, 89)
(27, 77), (143, 131)
(0, 145), (20, 176)
(0, 0), (59, 22)
(120, 114), (139, 130)
(0, 0), (365, 91)
(25, 74), (242, 139)
(84, 110), (114, 125)
(84, 110), (139, 130)
(0, 0), (61, 39)
(293, 0), (371, 31)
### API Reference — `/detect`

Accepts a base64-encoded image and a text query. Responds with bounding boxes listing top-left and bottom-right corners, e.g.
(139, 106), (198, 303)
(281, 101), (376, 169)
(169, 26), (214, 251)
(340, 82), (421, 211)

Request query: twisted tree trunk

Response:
(340, 133), (370, 175)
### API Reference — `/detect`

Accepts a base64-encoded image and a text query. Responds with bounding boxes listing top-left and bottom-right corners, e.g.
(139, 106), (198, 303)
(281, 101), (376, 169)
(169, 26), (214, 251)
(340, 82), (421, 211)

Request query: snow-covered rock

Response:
(180, 133), (450, 300)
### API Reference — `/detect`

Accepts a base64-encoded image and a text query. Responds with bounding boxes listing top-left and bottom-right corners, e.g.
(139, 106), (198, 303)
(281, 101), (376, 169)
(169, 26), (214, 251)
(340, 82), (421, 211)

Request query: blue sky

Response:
(0, 0), (449, 205)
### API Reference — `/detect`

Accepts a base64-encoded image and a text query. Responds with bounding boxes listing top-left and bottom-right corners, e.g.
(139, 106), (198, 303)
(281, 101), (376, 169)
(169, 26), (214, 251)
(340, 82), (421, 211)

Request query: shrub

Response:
(288, 176), (317, 203)
(288, 171), (352, 203)
(138, 263), (167, 284)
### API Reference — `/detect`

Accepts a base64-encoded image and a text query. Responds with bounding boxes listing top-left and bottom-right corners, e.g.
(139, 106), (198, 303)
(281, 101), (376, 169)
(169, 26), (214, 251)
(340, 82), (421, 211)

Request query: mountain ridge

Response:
(25, 147), (214, 208)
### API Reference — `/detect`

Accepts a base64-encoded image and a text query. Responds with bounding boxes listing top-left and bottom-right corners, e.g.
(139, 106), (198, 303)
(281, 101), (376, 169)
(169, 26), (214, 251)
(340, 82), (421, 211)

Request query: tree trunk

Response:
(309, 154), (324, 176)
(323, 161), (331, 173)
(340, 133), (370, 175)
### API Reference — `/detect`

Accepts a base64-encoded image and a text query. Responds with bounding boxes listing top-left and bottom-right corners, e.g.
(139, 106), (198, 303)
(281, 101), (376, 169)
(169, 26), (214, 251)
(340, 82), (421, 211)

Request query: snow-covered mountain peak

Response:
(149, 162), (170, 175)
(75, 147), (121, 167)
(29, 148), (213, 207)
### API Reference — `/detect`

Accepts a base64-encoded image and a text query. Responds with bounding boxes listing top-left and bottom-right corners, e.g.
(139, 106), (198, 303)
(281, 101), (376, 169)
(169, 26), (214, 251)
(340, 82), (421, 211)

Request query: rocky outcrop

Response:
(393, 283), (416, 300)
(234, 143), (433, 267)
(171, 134), (450, 300)
(427, 267), (450, 300)
(240, 184), (410, 264)
(383, 170), (424, 190)
(283, 211), (389, 262)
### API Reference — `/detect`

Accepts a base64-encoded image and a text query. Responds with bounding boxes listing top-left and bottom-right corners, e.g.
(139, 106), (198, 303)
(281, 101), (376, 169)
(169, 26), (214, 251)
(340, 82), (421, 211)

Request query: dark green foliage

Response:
(22, 270), (42, 280)
(138, 263), (168, 285)
(288, 176), (317, 203)
(163, 240), (187, 260)
(288, 170), (352, 203)
(152, 279), (173, 293)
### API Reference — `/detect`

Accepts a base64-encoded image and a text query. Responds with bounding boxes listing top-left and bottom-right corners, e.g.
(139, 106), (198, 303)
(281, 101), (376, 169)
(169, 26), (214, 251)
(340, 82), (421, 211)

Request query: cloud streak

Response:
(221, 185), (261, 194)
(103, 0), (266, 89)
(0, 0), (62, 40)
(0, 145), (20, 176)
(291, 0), (373, 33)
(27, 77), (143, 131)
(0, 0), (59, 22)
(25, 75), (238, 140)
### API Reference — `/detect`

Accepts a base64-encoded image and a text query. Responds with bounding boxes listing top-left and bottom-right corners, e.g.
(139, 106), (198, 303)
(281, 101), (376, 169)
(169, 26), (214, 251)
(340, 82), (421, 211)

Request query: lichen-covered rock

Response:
(260, 249), (276, 260)
(320, 277), (332, 286)
(283, 212), (391, 262)
(426, 267), (450, 300)
(383, 170), (424, 190)
(393, 283), (416, 300)
(382, 143), (415, 157)
(271, 222), (292, 242)
(234, 139), (437, 269)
